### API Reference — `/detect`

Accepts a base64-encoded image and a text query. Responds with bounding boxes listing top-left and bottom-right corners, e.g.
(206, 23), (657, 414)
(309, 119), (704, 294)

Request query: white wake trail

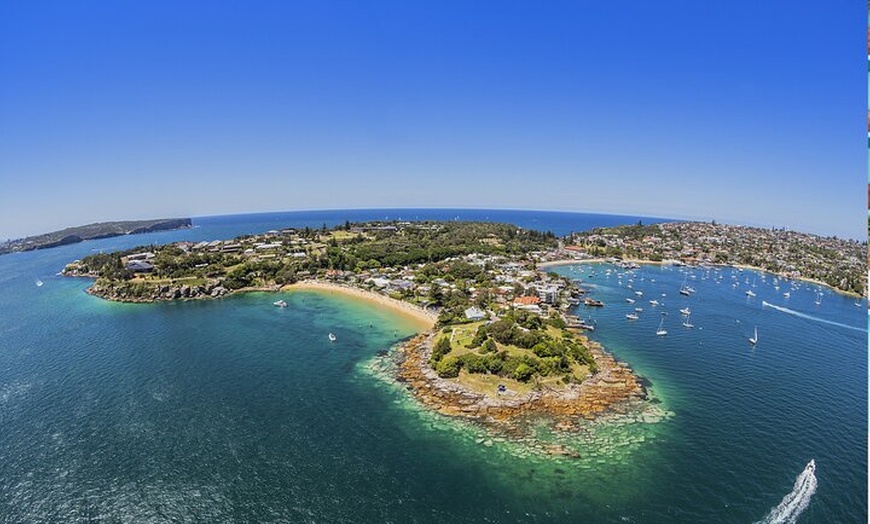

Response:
(761, 301), (866, 332)
(755, 460), (818, 524)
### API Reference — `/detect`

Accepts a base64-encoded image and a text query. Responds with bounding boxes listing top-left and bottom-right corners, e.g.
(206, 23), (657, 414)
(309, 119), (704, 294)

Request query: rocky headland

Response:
(396, 331), (649, 438)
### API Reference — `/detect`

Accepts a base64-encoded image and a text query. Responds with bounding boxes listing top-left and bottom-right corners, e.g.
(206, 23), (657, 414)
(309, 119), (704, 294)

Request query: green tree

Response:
(435, 356), (462, 378)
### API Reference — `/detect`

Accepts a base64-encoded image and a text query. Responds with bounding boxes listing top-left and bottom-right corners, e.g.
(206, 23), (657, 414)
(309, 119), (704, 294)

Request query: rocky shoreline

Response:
(395, 330), (649, 440)
(84, 278), (235, 302)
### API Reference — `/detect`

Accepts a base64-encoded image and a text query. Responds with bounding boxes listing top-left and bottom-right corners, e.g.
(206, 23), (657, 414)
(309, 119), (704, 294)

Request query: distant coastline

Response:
(0, 218), (192, 255)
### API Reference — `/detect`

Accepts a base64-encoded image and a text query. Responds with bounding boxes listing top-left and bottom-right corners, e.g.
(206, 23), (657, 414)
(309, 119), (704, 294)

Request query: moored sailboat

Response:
(656, 318), (667, 336)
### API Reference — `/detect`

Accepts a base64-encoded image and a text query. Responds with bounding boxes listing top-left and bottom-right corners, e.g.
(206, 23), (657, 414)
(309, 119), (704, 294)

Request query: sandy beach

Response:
(283, 280), (437, 330)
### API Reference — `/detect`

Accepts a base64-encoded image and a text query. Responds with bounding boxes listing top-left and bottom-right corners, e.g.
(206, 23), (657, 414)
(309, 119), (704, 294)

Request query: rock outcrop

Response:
(84, 279), (237, 302)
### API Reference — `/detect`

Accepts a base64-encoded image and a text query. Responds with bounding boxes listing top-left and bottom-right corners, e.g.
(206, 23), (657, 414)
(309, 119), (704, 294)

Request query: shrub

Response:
(429, 336), (453, 367)
(460, 353), (488, 374)
(512, 363), (534, 382)
(435, 356), (462, 378)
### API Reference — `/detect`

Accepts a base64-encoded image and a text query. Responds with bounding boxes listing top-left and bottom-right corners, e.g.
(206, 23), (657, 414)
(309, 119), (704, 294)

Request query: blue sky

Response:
(0, 1), (865, 239)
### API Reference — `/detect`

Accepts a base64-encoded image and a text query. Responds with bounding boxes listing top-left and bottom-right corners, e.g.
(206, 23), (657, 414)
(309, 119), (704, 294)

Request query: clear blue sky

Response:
(1, 1), (865, 240)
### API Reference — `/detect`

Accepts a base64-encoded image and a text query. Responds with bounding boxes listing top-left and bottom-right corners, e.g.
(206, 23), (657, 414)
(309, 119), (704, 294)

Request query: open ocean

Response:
(0, 209), (865, 523)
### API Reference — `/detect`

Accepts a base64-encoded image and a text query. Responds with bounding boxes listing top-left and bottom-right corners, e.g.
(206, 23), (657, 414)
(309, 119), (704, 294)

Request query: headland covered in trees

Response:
(0, 218), (192, 255)
(62, 219), (865, 447)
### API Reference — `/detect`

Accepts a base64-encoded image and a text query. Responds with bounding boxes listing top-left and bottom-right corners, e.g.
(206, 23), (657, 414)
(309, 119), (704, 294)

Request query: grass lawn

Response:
(570, 362), (591, 382)
(456, 370), (536, 397)
(447, 321), (485, 349)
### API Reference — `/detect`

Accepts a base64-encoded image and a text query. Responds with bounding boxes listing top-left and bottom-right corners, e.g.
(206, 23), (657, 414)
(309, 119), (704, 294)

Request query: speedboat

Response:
(328, 332), (336, 342)
(273, 300), (287, 307)
(626, 313), (639, 320)
(805, 459), (815, 473)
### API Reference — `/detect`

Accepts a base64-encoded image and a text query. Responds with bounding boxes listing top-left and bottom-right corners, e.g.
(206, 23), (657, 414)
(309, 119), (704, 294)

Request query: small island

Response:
(62, 219), (865, 449)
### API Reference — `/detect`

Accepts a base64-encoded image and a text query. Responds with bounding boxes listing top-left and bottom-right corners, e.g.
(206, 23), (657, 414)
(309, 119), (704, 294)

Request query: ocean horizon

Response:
(0, 209), (865, 523)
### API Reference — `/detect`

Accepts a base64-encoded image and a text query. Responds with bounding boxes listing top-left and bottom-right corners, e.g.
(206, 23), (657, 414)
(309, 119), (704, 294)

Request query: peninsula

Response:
(63, 220), (649, 441)
(0, 218), (193, 255)
(62, 218), (864, 444)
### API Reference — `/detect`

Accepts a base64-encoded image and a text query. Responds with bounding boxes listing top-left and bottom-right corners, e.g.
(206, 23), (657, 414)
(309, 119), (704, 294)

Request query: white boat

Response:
(656, 318), (667, 336)
(679, 307), (691, 316)
(635, 307), (643, 312)
(649, 300), (659, 306)
(749, 326), (758, 345)
(35, 279), (44, 287)
(273, 300), (287, 307)
(679, 276), (694, 296)
(745, 289), (756, 297)
(328, 332), (336, 342)
(682, 313), (694, 328)
(814, 292), (822, 305)
(626, 313), (639, 320)
(783, 292), (790, 298)
(806, 459), (815, 474)
(626, 298), (635, 304)
(635, 291), (643, 296)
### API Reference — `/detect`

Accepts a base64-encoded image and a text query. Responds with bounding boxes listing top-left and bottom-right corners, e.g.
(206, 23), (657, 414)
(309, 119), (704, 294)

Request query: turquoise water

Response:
(0, 210), (865, 522)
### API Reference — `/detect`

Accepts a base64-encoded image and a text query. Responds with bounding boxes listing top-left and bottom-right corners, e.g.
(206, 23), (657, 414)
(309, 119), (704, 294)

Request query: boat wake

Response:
(755, 460), (817, 524)
(761, 301), (866, 333)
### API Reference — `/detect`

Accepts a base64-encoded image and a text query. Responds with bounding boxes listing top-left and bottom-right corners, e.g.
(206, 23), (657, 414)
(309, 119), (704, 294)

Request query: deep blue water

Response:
(0, 209), (864, 523)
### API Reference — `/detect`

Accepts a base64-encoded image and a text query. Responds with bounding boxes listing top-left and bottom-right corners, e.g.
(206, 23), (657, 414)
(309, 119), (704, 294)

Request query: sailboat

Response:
(679, 275), (695, 296)
(814, 292), (822, 306)
(749, 327), (758, 345)
(656, 318), (667, 336)
(682, 313), (694, 328)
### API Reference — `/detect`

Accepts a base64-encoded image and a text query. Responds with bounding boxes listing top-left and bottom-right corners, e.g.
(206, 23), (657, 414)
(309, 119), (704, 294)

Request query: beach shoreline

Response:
(283, 280), (437, 330)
